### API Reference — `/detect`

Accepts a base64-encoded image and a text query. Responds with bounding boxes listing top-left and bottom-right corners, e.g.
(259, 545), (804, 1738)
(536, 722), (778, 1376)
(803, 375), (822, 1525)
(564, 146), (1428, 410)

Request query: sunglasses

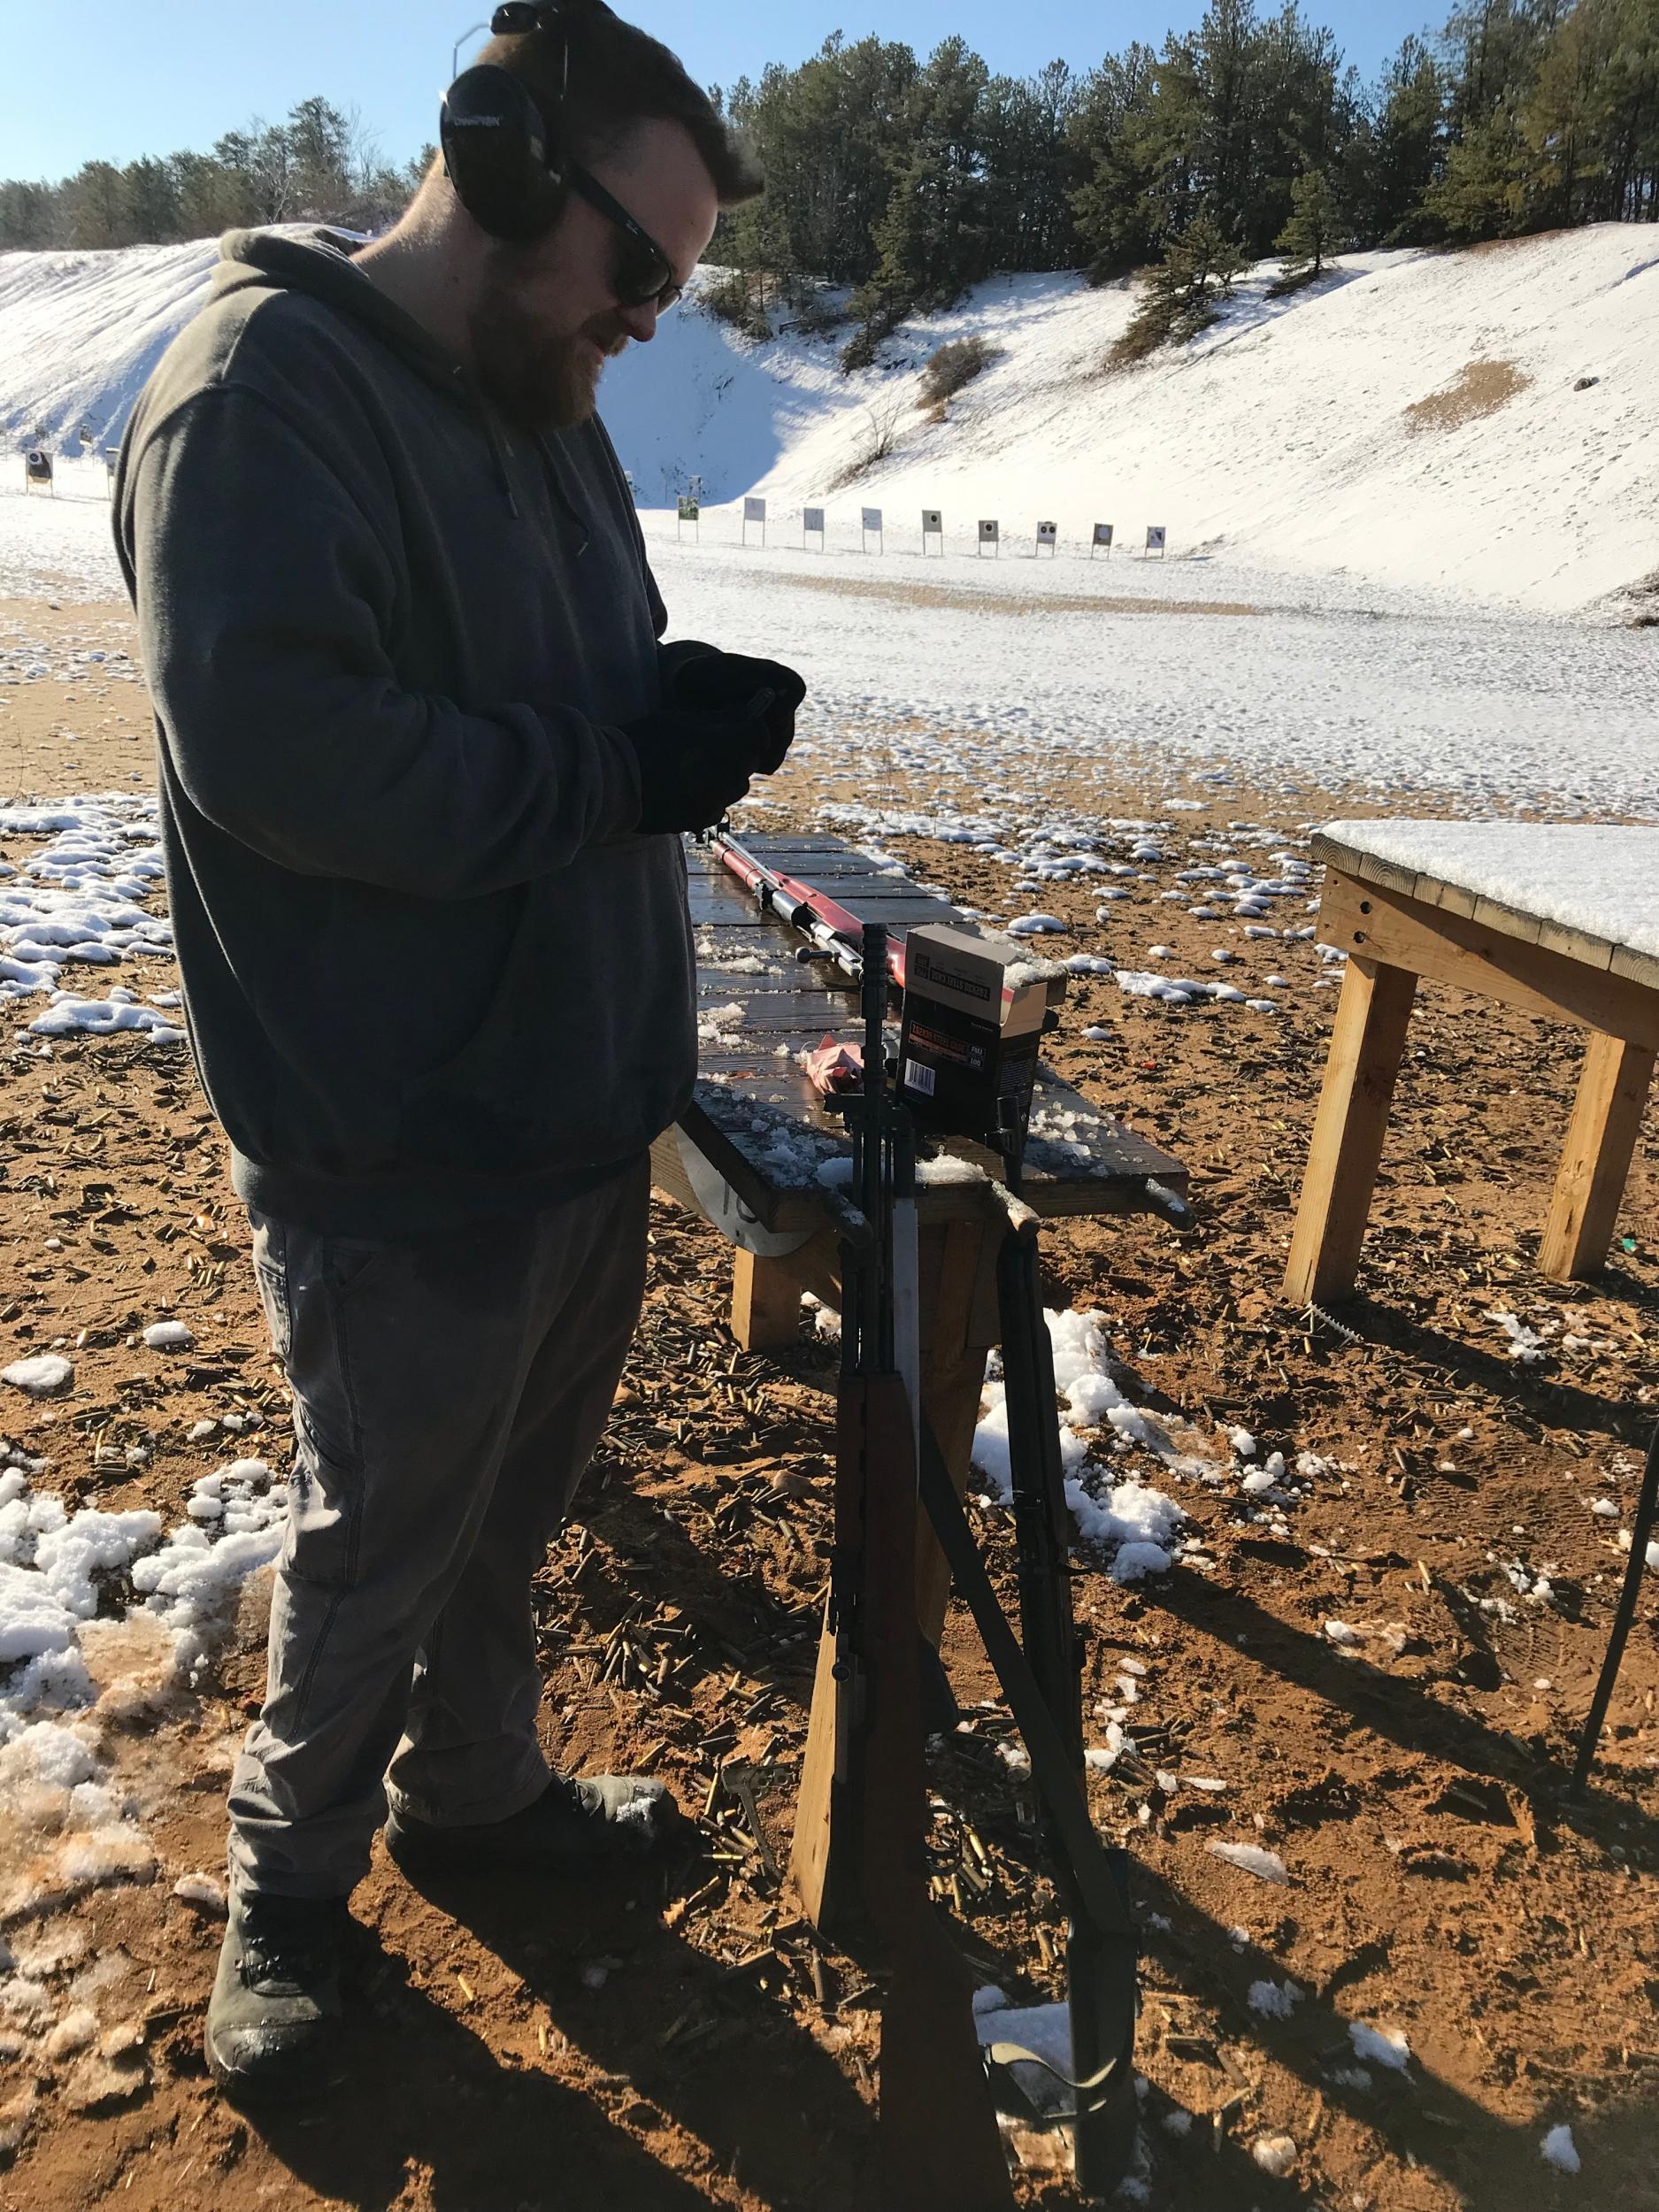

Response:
(567, 165), (683, 312)
(489, 4), (683, 313)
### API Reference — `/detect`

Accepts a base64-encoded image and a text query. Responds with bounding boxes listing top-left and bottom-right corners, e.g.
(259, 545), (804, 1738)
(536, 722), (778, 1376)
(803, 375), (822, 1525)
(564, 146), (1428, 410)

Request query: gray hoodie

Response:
(115, 228), (703, 1237)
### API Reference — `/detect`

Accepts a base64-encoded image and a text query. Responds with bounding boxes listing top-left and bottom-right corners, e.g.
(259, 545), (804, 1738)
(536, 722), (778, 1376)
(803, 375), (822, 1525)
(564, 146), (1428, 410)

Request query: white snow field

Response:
(0, 241), (219, 461)
(4, 223), (1658, 614)
(2, 227), (1655, 814)
(4, 484), (1655, 819)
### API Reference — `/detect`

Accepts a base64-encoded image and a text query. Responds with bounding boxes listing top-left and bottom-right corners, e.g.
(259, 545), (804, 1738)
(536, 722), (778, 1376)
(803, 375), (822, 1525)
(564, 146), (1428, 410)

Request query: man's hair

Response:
(480, 4), (762, 206)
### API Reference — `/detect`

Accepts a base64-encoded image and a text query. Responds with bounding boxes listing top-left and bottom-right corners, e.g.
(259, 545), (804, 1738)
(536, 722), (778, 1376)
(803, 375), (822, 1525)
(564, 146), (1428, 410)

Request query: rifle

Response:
(706, 825), (909, 990)
(832, 922), (1015, 2211)
(711, 840), (1141, 2188)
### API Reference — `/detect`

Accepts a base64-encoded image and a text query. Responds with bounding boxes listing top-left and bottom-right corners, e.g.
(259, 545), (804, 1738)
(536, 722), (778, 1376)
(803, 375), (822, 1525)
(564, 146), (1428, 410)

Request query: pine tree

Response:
(119, 157), (181, 245)
(0, 180), (58, 249)
(1355, 35), (1447, 244)
(170, 150), (258, 239)
(1272, 166), (1340, 288)
(1517, 0), (1628, 227)
(1069, 43), (1173, 278)
(1111, 207), (1246, 361)
(867, 37), (991, 310)
(65, 162), (127, 248)
(1423, 105), (1527, 236)
(980, 61), (1086, 273)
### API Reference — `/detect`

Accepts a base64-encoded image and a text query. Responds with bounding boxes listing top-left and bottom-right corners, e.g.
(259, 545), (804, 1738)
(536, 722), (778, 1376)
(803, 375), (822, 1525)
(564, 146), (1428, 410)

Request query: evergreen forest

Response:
(3, 0), (1655, 360)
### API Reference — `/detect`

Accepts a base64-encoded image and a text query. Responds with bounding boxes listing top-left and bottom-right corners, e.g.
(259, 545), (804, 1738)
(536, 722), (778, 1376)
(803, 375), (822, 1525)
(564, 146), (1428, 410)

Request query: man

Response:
(114, 0), (805, 2098)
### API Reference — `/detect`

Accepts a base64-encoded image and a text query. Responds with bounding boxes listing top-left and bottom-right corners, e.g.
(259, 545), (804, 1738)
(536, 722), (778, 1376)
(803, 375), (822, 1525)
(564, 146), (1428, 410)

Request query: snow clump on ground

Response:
(971, 1307), (1186, 1583)
(0, 1446), (286, 1917)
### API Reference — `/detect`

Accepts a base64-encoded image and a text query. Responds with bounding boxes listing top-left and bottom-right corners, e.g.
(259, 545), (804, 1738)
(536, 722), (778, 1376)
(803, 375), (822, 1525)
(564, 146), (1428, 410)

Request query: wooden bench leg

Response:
(1284, 957), (1417, 1306)
(1538, 1033), (1656, 1281)
(730, 1248), (802, 1350)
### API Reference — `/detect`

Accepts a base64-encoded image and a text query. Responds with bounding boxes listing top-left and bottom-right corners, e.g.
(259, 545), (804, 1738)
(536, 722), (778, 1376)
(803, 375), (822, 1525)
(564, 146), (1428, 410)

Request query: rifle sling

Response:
(918, 1415), (1135, 1945)
(982, 2041), (1124, 2096)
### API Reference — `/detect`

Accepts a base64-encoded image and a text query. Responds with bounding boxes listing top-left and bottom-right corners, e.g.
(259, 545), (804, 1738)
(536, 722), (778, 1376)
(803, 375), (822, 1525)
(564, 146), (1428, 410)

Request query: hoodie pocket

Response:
(395, 879), (546, 1167)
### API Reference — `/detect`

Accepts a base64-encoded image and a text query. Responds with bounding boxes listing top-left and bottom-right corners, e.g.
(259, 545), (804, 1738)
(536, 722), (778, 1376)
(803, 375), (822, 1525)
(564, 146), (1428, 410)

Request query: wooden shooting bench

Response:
(1286, 821), (1659, 1305)
(649, 832), (1187, 1926)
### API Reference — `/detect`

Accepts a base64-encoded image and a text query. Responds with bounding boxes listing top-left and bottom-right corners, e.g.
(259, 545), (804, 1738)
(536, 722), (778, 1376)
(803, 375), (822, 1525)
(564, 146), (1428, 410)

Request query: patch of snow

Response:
(1540, 2124), (1581, 2175)
(1348, 2021), (1411, 2074)
(971, 1307), (1187, 1581)
(1208, 1842), (1290, 1884)
(2, 1356), (73, 1398)
(1248, 1978), (1303, 2019)
(142, 1322), (195, 1352)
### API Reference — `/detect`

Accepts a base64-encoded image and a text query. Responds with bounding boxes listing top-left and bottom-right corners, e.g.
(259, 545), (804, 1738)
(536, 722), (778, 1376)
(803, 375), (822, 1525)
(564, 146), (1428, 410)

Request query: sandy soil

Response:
(0, 602), (1655, 2212)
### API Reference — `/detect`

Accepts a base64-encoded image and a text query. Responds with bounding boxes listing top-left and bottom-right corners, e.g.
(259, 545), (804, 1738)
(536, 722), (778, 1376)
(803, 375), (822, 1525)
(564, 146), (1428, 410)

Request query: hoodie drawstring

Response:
(456, 368), (520, 520)
(535, 433), (592, 558)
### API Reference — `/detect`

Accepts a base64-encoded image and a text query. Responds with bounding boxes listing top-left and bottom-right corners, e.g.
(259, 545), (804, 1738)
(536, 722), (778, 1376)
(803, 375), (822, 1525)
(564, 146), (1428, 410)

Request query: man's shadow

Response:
(246, 1853), (878, 2212)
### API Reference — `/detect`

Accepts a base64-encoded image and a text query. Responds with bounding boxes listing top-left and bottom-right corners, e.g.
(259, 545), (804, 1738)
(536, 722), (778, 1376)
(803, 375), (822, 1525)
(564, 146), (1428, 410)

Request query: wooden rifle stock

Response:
(996, 1218), (1139, 2195)
(852, 1369), (1015, 2211)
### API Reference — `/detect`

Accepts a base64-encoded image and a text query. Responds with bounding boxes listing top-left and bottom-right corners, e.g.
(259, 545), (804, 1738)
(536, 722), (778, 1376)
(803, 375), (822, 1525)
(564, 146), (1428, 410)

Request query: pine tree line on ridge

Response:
(708, 0), (1658, 362)
(0, 99), (431, 255)
(3, 2), (1655, 373)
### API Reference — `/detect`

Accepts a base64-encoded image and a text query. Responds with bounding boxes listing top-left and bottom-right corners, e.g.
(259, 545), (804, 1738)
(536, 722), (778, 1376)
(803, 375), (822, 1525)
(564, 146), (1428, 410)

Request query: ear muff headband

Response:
(441, 65), (565, 243)
(442, 4), (583, 244)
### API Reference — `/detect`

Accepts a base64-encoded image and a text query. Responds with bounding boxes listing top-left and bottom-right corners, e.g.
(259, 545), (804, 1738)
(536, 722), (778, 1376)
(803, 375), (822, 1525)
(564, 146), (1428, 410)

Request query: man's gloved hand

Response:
(622, 707), (767, 835)
(670, 650), (807, 774)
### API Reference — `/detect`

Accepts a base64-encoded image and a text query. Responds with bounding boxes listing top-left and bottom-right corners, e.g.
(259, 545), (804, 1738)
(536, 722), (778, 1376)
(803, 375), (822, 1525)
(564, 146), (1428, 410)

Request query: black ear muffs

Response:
(441, 65), (565, 243)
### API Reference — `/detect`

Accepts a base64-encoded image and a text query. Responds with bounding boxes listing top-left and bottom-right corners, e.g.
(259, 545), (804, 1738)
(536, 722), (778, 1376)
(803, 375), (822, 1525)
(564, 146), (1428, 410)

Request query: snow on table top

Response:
(1319, 819), (1659, 962)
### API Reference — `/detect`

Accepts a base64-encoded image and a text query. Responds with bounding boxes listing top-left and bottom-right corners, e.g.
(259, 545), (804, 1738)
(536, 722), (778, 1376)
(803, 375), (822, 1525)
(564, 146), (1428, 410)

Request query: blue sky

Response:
(2, 1), (1438, 182)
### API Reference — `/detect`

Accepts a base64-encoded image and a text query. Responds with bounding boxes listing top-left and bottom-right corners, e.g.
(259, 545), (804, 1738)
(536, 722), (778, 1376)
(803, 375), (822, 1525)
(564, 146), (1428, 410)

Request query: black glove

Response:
(622, 707), (765, 834)
(670, 649), (807, 774)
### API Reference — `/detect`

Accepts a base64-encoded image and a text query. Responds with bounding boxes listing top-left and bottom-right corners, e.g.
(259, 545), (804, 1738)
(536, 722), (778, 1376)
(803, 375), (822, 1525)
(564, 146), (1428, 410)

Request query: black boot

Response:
(204, 1888), (350, 2100)
(385, 1772), (680, 1878)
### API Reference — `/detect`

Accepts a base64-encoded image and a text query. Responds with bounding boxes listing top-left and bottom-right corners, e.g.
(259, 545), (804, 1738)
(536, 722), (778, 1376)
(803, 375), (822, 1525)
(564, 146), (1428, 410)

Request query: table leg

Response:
(730, 1248), (802, 1350)
(1284, 956), (1417, 1306)
(1538, 1032), (1656, 1281)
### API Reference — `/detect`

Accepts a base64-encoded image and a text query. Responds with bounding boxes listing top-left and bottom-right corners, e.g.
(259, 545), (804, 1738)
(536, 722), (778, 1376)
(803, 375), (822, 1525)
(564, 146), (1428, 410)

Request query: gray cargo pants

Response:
(227, 1156), (650, 1898)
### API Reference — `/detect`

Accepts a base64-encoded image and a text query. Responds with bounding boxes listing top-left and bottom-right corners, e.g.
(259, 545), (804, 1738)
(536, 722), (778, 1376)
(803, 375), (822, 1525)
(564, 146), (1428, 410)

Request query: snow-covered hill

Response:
(4, 225), (1656, 613)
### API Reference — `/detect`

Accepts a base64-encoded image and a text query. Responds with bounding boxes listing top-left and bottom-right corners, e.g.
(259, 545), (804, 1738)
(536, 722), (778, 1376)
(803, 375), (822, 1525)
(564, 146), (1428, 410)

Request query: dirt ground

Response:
(1, 598), (1656, 2212)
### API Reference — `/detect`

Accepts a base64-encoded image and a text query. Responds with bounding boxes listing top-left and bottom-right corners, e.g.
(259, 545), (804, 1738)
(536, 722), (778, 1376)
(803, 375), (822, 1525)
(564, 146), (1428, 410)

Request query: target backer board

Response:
(1093, 522), (1114, 548)
(860, 506), (883, 549)
(1146, 525), (1167, 555)
(743, 496), (767, 522)
(977, 518), (1000, 556)
(802, 504), (826, 546)
(1036, 519), (1057, 552)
